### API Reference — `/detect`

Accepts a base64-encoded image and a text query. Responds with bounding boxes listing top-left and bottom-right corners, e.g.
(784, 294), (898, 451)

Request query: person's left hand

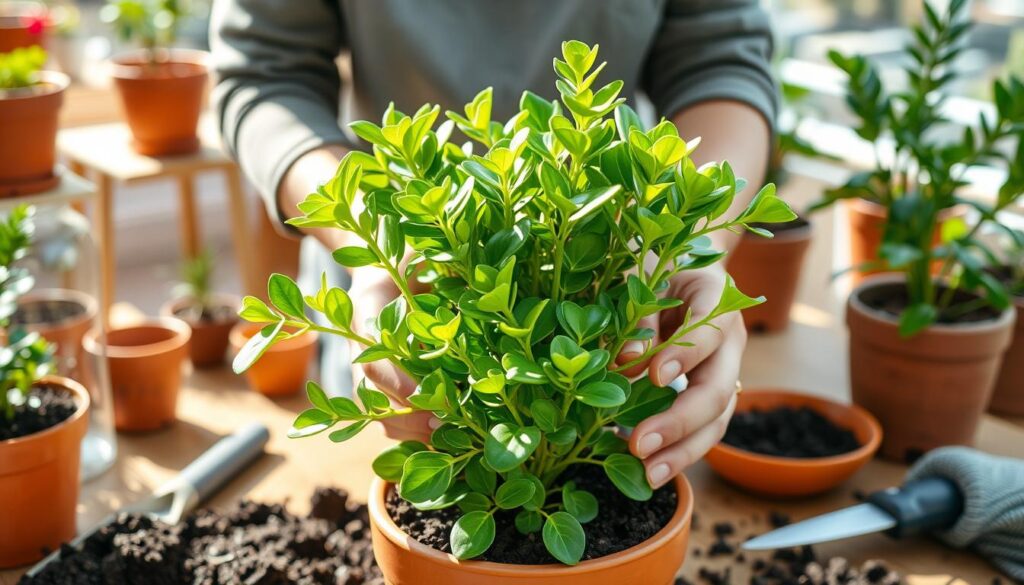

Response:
(615, 263), (744, 489)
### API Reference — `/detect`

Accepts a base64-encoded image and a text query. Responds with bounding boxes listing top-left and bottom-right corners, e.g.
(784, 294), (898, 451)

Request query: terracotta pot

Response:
(0, 376), (89, 568)
(14, 289), (97, 383)
(161, 294), (240, 368)
(109, 49), (208, 156)
(846, 199), (964, 284)
(83, 318), (191, 432)
(727, 219), (812, 333)
(705, 389), (881, 497)
(230, 323), (317, 397)
(0, 70), (67, 197)
(846, 275), (1016, 461)
(0, 2), (49, 53)
(989, 293), (1024, 416)
(369, 475), (693, 585)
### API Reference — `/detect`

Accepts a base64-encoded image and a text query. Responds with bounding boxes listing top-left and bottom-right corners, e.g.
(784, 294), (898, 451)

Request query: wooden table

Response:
(3, 176), (1022, 584)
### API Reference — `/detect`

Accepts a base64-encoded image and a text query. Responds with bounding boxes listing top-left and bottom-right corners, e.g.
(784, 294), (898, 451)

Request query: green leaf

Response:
(502, 352), (547, 385)
(714, 276), (764, 315)
(899, 303), (938, 337)
(465, 455), (497, 494)
(457, 492), (493, 513)
(530, 399), (560, 433)
(268, 273), (305, 318)
(400, 451), (455, 503)
(484, 424), (541, 472)
(613, 378), (676, 427)
(737, 184), (797, 225)
(238, 295), (279, 323)
(515, 510), (543, 534)
(328, 420), (370, 443)
(329, 396), (365, 420)
(372, 441), (428, 481)
(289, 408), (335, 438)
(574, 380), (626, 408)
(591, 431), (628, 455)
(332, 246), (379, 268)
(495, 478), (537, 509)
(324, 288), (353, 330)
(451, 511), (496, 560)
(357, 382), (391, 412)
(232, 320), (285, 374)
(305, 380), (331, 412)
(542, 512), (586, 565)
(604, 454), (653, 501)
(563, 486), (599, 523)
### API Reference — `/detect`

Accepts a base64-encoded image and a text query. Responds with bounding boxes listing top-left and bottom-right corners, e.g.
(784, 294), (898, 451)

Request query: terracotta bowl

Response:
(704, 389), (881, 497)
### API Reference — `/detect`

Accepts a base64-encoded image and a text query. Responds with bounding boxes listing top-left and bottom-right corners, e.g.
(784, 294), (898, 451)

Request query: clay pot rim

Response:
(847, 197), (966, 221)
(708, 388), (882, 468)
(0, 70), (69, 102)
(82, 317), (192, 359)
(160, 293), (242, 326)
(0, 375), (89, 448)
(109, 48), (209, 80)
(368, 473), (693, 576)
(230, 321), (318, 353)
(849, 273), (1016, 333)
(15, 288), (98, 329)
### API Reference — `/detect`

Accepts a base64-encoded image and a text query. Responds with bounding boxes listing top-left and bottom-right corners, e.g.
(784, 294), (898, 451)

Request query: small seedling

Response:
(101, 0), (186, 60)
(174, 249), (215, 318)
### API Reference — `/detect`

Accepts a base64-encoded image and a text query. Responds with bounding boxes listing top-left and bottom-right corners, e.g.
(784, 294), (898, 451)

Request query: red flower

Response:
(25, 16), (46, 36)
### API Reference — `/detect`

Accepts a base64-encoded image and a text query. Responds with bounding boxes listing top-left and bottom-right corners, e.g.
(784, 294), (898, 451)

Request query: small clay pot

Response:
(846, 274), (1016, 461)
(704, 389), (881, 497)
(368, 475), (693, 585)
(109, 49), (208, 156)
(727, 218), (812, 333)
(989, 292), (1024, 416)
(83, 318), (191, 432)
(0, 70), (68, 197)
(230, 323), (317, 397)
(161, 294), (240, 368)
(14, 288), (97, 382)
(0, 2), (48, 53)
(0, 376), (89, 568)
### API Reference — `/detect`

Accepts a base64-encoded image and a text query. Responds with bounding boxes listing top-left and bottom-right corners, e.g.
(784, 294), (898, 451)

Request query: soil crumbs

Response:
(0, 385), (78, 441)
(387, 464), (677, 565)
(722, 406), (861, 458)
(19, 488), (383, 585)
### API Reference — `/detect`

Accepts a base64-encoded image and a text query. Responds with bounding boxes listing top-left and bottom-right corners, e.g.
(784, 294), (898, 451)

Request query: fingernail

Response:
(621, 341), (644, 359)
(428, 417), (442, 430)
(658, 361), (682, 385)
(637, 433), (663, 458)
(648, 463), (671, 486)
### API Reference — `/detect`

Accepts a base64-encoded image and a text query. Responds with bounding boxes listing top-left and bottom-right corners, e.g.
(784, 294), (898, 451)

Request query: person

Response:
(210, 0), (775, 490)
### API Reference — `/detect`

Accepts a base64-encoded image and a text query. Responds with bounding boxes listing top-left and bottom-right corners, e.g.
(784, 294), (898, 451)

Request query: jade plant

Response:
(0, 46), (47, 90)
(812, 0), (1024, 335)
(234, 41), (793, 564)
(0, 206), (54, 420)
(101, 0), (185, 58)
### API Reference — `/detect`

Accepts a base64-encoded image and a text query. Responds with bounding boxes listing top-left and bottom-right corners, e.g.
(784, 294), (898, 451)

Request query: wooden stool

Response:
(58, 120), (259, 325)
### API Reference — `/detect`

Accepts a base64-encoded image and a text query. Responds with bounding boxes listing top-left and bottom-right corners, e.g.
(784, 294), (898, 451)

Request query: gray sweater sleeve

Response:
(642, 0), (777, 126)
(209, 0), (354, 224)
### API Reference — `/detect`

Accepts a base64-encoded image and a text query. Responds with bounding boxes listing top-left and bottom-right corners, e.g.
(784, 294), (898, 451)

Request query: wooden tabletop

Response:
(3, 176), (1023, 584)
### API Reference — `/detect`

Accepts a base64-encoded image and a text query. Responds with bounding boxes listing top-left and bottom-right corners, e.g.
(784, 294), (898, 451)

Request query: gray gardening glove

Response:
(906, 446), (1024, 581)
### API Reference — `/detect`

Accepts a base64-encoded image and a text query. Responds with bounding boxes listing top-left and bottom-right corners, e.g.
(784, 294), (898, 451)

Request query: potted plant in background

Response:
(102, 0), (207, 156)
(46, 1), (84, 81)
(0, 45), (68, 196)
(0, 1), (48, 53)
(235, 41), (793, 582)
(989, 240), (1024, 415)
(161, 249), (240, 367)
(0, 205), (91, 569)
(820, 0), (1024, 461)
(230, 321), (317, 397)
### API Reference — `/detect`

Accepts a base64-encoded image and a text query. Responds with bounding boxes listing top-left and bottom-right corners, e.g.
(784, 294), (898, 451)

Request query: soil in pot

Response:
(19, 487), (384, 585)
(163, 296), (239, 368)
(0, 385), (77, 441)
(10, 299), (86, 327)
(386, 464), (676, 565)
(722, 406), (861, 459)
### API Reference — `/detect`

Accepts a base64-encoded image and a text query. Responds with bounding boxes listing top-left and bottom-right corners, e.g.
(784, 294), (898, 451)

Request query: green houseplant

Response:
(234, 41), (792, 579)
(0, 45), (68, 196)
(161, 249), (240, 367)
(102, 0), (208, 156)
(818, 0), (1024, 460)
(0, 204), (91, 569)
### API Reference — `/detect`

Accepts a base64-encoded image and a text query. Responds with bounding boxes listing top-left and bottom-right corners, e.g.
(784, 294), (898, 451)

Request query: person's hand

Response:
(616, 263), (745, 489)
(348, 267), (435, 442)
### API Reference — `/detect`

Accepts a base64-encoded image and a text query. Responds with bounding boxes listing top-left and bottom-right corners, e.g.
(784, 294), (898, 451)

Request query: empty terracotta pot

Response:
(0, 70), (67, 197)
(14, 288), (97, 382)
(230, 323), (317, 397)
(727, 218), (812, 333)
(83, 318), (191, 432)
(846, 275), (1016, 461)
(989, 292), (1024, 416)
(161, 294), (240, 368)
(0, 376), (89, 568)
(704, 389), (881, 497)
(109, 49), (208, 156)
(369, 474), (692, 585)
(0, 2), (48, 53)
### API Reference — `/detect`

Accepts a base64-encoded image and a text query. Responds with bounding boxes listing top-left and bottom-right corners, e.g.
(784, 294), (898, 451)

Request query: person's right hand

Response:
(348, 267), (435, 442)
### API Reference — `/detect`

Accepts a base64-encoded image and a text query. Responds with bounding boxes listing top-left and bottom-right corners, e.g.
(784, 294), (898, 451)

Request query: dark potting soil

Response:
(19, 488), (383, 585)
(10, 300), (86, 328)
(173, 302), (237, 324)
(861, 282), (1002, 325)
(0, 385), (78, 441)
(747, 216), (810, 236)
(386, 464), (677, 565)
(722, 406), (861, 459)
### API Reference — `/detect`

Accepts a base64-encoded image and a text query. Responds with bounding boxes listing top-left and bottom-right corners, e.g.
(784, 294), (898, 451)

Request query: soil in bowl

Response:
(385, 464), (677, 565)
(19, 487), (383, 585)
(722, 406), (861, 459)
(0, 385), (77, 441)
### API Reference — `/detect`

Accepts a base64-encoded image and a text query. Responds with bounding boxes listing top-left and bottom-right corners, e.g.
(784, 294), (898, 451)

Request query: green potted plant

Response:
(817, 0), (1024, 461)
(0, 45), (68, 196)
(0, 205), (91, 569)
(0, 1), (48, 53)
(102, 0), (207, 156)
(161, 249), (240, 367)
(989, 240), (1024, 415)
(234, 41), (793, 582)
